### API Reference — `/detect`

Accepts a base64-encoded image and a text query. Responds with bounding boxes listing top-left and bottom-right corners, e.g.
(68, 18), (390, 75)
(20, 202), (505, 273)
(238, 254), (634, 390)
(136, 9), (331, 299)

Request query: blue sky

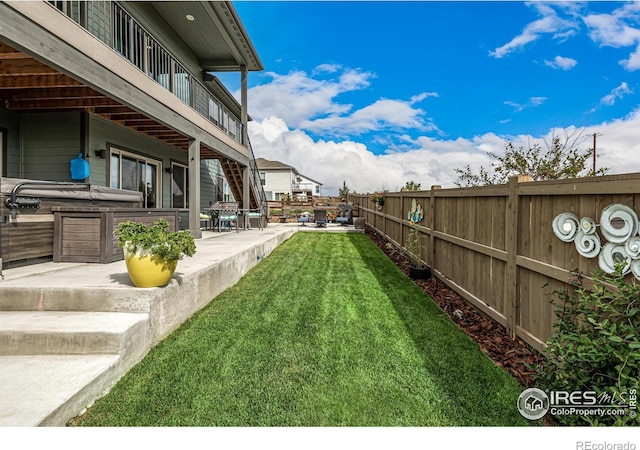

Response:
(222, 1), (640, 195)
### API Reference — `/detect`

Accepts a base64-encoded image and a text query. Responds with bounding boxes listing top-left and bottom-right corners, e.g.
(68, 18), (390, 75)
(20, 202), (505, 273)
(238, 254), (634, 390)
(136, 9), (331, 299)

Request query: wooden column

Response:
(188, 138), (202, 239)
(240, 66), (250, 212)
(241, 66), (248, 146)
(243, 165), (250, 212)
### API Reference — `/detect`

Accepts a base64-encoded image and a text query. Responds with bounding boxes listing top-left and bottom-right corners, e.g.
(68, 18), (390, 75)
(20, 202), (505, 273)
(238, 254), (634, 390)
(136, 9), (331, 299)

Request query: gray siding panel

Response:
(0, 109), (21, 178)
(21, 112), (81, 182)
(200, 159), (223, 209)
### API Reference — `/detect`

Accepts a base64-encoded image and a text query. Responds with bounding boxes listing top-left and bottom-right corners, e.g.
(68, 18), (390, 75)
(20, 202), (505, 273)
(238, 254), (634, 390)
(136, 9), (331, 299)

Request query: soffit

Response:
(148, 1), (263, 72)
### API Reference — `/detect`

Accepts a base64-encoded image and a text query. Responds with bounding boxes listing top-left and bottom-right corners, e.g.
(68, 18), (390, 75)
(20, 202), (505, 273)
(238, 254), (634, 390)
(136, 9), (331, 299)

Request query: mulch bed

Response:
(365, 226), (545, 388)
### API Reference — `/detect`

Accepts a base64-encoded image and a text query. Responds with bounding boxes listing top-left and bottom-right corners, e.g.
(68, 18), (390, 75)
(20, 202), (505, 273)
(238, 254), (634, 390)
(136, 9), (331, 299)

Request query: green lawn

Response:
(70, 233), (532, 426)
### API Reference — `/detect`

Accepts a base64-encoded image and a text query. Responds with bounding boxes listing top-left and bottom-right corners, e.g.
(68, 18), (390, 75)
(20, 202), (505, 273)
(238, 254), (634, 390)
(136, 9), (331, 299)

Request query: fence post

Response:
(504, 175), (531, 338)
(400, 191), (405, 248)
(428, 185), (441, 268)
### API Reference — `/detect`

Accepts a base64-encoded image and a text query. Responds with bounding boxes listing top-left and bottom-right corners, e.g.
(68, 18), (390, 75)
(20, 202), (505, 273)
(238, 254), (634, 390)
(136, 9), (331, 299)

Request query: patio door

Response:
(110, 147), (161, 208)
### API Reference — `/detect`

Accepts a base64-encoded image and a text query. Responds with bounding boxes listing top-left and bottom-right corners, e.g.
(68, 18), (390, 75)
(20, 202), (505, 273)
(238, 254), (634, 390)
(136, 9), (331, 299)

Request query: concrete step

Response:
(0, 354), (122, 426)
(0, 311), (149, 355)
(0, 260), (155, 312)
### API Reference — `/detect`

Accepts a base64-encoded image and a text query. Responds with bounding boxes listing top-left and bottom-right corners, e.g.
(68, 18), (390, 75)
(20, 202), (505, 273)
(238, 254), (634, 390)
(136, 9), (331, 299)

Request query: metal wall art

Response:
(552, 204), (640, 279)
(407, 199), (424, 224)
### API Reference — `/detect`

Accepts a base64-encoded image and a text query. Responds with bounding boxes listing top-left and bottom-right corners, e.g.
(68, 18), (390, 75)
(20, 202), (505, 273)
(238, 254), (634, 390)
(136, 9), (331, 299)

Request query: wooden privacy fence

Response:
(350, 173), (640, 352)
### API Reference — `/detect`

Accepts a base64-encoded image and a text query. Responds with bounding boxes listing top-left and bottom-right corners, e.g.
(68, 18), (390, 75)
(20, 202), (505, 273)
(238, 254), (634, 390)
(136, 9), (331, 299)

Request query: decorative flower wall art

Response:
(552, 204), (640, 279)
(407, 199), (424, 224)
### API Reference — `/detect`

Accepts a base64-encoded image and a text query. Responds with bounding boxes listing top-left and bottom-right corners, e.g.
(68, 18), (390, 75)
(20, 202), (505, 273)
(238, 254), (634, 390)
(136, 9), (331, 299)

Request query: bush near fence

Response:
(350, 173), (640, 352)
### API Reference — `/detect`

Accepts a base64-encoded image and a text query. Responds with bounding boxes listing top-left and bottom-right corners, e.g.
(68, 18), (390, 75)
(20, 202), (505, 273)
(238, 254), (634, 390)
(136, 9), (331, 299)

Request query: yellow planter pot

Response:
(124, 247), (178, 288)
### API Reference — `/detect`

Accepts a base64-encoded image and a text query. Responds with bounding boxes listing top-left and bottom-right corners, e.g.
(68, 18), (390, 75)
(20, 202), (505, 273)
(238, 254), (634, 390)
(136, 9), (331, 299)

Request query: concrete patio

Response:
(0, 222), (362, 427)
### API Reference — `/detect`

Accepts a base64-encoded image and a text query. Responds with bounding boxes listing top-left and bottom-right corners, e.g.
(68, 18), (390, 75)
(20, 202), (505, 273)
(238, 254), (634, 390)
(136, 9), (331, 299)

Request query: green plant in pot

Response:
(406, 227), (431, 280)
(115, 219), (196, 288)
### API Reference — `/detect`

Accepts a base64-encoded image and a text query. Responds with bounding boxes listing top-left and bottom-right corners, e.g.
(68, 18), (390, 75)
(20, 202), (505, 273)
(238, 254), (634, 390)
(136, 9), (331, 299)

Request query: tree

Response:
(338, 181), (350, 200)
(454, 135), (608, 187)
(402, 181), (421, 191)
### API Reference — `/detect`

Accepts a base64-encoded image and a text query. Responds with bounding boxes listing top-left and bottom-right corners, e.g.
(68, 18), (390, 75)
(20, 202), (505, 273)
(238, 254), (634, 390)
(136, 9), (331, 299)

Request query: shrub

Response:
(534, 267), (639, 425)
(115, 219), (196, 261)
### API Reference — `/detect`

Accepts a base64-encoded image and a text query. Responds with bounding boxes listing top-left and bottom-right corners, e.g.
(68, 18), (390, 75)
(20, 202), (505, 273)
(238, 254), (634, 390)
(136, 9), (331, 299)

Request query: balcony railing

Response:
(292, 182), (315, 191)
(49, 0), (243, 144)
(248, 139), (268, 211)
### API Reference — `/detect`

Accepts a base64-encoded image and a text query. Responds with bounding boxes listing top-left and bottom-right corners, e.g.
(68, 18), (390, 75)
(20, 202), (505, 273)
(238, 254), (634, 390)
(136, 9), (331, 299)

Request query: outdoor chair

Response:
(210, 201), (239, 233)
(297, 212), (312, 226)
(335, 205), (353, 226)
(242, 208), (264, 230)
(314, 209), (327, 228)
(200, 212), (213, 230)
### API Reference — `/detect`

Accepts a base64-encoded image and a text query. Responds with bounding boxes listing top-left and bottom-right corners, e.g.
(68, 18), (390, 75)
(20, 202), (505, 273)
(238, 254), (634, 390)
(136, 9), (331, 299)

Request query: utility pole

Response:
(593, 133), (597, 173)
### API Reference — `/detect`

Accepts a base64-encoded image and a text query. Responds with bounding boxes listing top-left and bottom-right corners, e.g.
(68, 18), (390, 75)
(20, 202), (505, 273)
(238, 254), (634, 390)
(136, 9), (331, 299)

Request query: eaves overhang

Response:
(147, 1), (263, 72)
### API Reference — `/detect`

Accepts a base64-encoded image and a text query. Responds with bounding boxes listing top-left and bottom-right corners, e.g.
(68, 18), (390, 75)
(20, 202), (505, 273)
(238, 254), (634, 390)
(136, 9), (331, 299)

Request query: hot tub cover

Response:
(1, 177), (143, 203)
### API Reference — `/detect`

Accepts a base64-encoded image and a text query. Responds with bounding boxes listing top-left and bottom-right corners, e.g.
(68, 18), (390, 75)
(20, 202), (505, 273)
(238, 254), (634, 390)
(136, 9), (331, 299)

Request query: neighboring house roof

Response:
(255, 158), (323, 186)
(256, 158), (295, 170)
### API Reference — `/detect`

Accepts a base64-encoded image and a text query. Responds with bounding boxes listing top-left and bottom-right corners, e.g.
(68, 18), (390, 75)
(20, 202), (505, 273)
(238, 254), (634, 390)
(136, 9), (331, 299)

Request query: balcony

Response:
(49, 0), (244, 145)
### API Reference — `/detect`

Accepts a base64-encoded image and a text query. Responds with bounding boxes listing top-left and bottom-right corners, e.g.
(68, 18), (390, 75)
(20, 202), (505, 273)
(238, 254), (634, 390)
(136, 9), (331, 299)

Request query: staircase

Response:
(0, 283), (154, 426)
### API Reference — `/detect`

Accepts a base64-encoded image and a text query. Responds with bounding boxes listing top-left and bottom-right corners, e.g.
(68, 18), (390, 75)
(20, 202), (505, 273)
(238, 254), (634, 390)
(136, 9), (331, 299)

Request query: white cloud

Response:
(544, 55), (578, 70)
(246, 68), (436, 138)
(250, 116), (501, 195)
(249, 111), (640, 196)
(504, 101), (525, 112)
(504, 97), (547, 112)
(600, 82), (633, 106)
(583, 3), (640, 70)
(489, 3), (579, 58)
(312, 63), (341, 74)
(246, 68), (375, 128)
(300, 98), (436, 136)
(621, 44), (640, 71)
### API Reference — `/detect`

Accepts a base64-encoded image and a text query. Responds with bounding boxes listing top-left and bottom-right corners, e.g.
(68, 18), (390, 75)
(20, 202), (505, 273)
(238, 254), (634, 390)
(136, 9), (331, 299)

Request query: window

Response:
(110, 147), (161, 208)
(171, 162), (188, 208)
(315, 185), (320, 194)
(259, 172), (266, 186)
(216, 175), (224, 202)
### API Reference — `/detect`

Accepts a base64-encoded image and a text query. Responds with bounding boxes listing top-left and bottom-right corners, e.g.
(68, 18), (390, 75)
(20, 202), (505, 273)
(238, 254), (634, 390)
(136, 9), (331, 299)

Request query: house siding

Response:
(262, 170), (293, 199)
(0, 109), (21, 178)
(200, 159), (224, 209)
(20, 112), (82, 182)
